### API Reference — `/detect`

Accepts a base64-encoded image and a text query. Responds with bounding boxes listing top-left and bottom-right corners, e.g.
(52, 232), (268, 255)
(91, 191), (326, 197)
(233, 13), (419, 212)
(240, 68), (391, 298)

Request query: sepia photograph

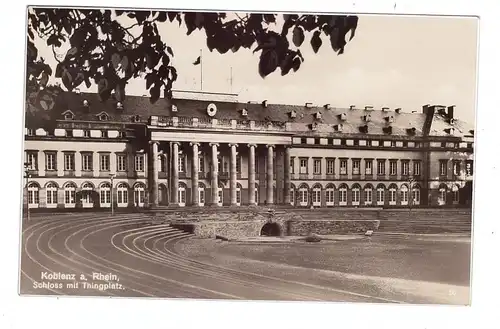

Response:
(20, 6), (478, 305)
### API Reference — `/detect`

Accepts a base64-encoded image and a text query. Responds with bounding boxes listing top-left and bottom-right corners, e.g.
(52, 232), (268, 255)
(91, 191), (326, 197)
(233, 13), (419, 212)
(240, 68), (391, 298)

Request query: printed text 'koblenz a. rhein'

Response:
(33, 272), (125, 291)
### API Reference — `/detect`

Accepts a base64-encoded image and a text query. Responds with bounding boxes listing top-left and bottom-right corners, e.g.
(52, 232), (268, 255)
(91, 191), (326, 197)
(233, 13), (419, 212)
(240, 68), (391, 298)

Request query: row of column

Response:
(149, 142), (291, 207)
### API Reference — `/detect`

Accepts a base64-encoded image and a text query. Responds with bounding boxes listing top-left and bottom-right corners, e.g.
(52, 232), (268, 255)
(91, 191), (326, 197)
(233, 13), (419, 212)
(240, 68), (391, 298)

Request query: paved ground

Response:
(19, 213), (471, 304)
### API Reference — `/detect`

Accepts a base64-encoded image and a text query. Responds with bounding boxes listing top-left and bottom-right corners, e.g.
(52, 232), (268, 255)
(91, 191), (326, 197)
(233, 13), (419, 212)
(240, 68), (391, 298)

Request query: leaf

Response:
(166, 46), (174, 57)
(62, 69), (73, 90)
(185, 12), (196, 35)
(40, 99), (49, 111)
(157, 12), (167, 22)
(162, 54), (170, 66)
(55, 63), (64, 78)
(120, 55), (129, 71)
(150, 84), (161, 103)
(280, 52), (295, 76)
(97, 78), (109, 94)
(292, 57), (301, 72)
(39, 72), (49, 87)
(310, 31), (322, 53)
(195, 12), (204, 29)
(84, 76), (92, 88)
(292, 26), (305, 47)
(115, 83), (125, 102)
(346, 16), (359, 40)
(65, 46), (78, 60)
(62, 18), (72, 34)
(146, 73), (154, 89)
(259, 49), (279, 78)
(167, 12), (177, 22)
(329, 27), (340, 52)
(111, 53), (121, 69)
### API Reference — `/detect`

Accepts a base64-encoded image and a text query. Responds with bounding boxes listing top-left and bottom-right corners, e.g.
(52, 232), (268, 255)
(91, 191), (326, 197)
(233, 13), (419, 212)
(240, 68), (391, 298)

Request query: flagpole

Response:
(200, 49), (203, 91)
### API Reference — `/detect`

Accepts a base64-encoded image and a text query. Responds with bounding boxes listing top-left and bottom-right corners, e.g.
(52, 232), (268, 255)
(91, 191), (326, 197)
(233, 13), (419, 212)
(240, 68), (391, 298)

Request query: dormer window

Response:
(449, 118), (456, 125)
(445, 128), (455, 135)
(171, 104), (178, 112)
(349, 105), (356, 110)
(407, 127), (417, 135)
(289, 110), (297, 119)
(339, 113), (347, 121)
(241, 108), (248, 117)
(360, 125), (369, 133)
(469, 129), (474, 136)
(365, 106), (374, 111)
(383, 126), (393, 134)
(83, 99), (89, 107)
(305, 102), (313, 108)
(314, 112), (322, 120)
(116, 102), (124, 110)
(262, 100), (268, 108)
(364, 114), (371, 122)
(335, 124), (344, 132)
(382, 107), (389, 112)
(385, 115), (394, 123)
(62, 110), (75, 120)
(96, 112), (109, 121)
(395, 108), (402, 114)
(310, 122), (319, 131)
(131, 115), (140, 123)
(324, 104), (331, 110)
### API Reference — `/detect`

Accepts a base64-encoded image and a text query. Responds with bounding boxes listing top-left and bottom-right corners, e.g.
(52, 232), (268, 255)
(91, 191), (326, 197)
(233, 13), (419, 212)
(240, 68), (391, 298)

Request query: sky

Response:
(34, 12), (478, 124)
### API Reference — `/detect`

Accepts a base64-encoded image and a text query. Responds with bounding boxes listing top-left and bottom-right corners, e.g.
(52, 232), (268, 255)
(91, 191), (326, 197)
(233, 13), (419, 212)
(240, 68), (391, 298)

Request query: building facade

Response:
(23, 90), (474, 210)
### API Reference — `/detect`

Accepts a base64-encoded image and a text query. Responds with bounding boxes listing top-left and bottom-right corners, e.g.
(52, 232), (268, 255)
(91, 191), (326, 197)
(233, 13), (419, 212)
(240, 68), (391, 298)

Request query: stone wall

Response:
(287, 220), (380, 236)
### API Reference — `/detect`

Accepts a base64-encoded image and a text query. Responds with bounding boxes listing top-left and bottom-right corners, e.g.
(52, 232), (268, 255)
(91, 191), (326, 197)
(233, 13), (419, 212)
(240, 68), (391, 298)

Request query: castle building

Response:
(23, 90), (474, 210)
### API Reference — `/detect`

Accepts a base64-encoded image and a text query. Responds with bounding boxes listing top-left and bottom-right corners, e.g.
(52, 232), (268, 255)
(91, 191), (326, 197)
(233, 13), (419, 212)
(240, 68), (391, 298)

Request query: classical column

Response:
(266, 144), (274, 205)
(248, 144), (256, 206)
(229, 143), (238, 206)
(150, 141), (159, 207)
(171, 142), (179, 205)
(191, 142), (200, 206)
(284, 146), (291, 205)
(210, 143), (219, 206)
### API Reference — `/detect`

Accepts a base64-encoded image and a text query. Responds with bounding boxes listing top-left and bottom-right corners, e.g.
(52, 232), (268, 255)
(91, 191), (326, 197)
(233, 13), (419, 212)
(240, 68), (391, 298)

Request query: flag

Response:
(193, 56), (201, 65)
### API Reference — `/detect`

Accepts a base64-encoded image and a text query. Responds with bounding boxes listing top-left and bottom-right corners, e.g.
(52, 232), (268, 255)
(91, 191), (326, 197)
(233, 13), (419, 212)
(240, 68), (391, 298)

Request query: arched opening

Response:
(99, 182), (111, 208)
(198, 182), (206, 206)
(260, 222), (281, 237)
(400, 184), (409, 206)
(312, 184), (322, 207)
(325, 184), (335, 207)
(63, 182), (76, 208)
(117, 183), (129, 207)
(178, 182), (187, 207)
(134, 182), (146, 207)
(45, 182), (58, 208)
(81, 182), (94, 208)
(27, 182), (40, 209)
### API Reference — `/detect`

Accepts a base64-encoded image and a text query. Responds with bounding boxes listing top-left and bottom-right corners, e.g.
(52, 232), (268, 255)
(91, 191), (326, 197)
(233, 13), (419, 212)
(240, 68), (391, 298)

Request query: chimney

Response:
(422, 104), (430, 115)
(447, 105), (455, 120)
(395, 108), (402, 114)
(324, 104), (331, 110)
(365, 106), (374, 111)
(262, 100), (268, 107)
(305, 102), (313, 108)
(349, 105), (356, 110)
(382, 107), (390, 112)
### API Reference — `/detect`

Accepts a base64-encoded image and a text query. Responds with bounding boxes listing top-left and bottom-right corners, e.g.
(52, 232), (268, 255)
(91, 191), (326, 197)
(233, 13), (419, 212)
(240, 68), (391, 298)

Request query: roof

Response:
(25, 91), (475, 138)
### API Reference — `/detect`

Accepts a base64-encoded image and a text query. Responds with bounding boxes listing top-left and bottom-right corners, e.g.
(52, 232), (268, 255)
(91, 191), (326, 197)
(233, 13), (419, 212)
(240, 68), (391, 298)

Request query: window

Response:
(313, 159), (321, 175)
(340, 159), (348, 175)
(236, 185), (241, 206)
(453, 161), (461, 176)
(117, 154), (127, 172)
(45, 152), (56, 171)
(289, 186), (295, 206)
(299, 158), (308, 174)
(325, 186), (335, 206)
(352, 160), (360, 175)
(65, 130), (73, 137)
(27, 182), (40, 208)
(376, 187), (385, 205)
(339, 186), (347, 206)
(223, 158), (229, 173)
(290, 157), (295, 174)
(118, 131), (126, 138)
(365, 160), (373, 175)
(377, 160), (385, 176)
(298, 186), (308, 206)
(82, 153), (92, 171)
(178, 154), (185, 173)
(236, 156), (242, 173)
(326, 159), (335, 175)
(452, 185), (460, 204)
(198, 183), (205, 206)
(83, 130), (91, 138)
(389, 186), (397, 205)
(401, 161), (409, 176)
(389, 160), (397, 176)
(81, 183), (94, 208)
(117, 183), (129, 207)
(100, 183), (111, 207)
(439, 160), (448, 176)
(413, 161), (421, 176)
(217, 185), (223, 206)
(312, 186), (321, 206)
(158, 155), (165, 173)
(412, 187), (421, 205)
(26, 152), (37, 170)
(64, 153), (75, 171)
(101, 130), (108, 138)
(134, 183), (146, 207)
(401, 185), (409, 205)
(135, 154), (144, 172)
(465, 160), (473, 176)
(364, 187), (373, 205)
(46, 182), (58, 207)
(352, 186), (360, 205)
(198, 155), (205, 172)
(439, 187), (446, 205)
(255, 186), (259, 205)
(27, 128), (35, 136)
(100, 153), (110, 171)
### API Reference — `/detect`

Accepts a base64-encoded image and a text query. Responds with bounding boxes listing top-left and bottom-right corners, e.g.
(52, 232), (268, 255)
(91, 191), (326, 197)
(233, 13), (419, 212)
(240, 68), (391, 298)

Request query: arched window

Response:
(158, 154), (166, 173)
(217, 183), (224, 206)
(81, 182), (94, 208)
(27, 182), (40, 208)
(99, 183), (111, 207)
(46, 182), (58, 208)
(298, 184), (309, 207)
(134, 183), (146, 207)
(325, 184), (335, 206)
(412, 184), (421, 206)
(63, 182), (76, 208)
(289, 184), (296, 206)
(351, 184), (361, 206)
(158, 184), (167, 205)
(400, 185), (409, 206)
(389, 184), (397, 205)
(452, 184), (460, 204)
(198, 183), (205, 206)
(376, 184), (385, 206)
(178, 182), (186, 207)
(339, 184), (348, 206)
(254, 184), (259, 205)
(364, 185), (373, 206)
(312, 184), (322, 207)
(117, 183), (129, 207)
(438, 184), (447, 206)
(236, 183), (242, 206)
